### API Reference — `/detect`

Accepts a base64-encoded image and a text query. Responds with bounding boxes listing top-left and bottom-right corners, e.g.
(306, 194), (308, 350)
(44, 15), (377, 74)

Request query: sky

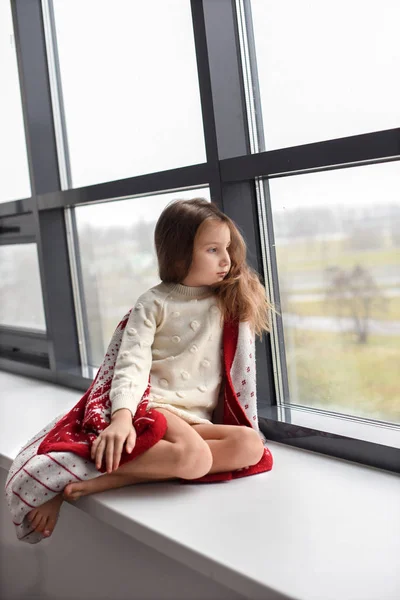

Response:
(1, 0), (399, 217)
(268, 160), (400, 212)
(0, 0), (31, 201)
(251, 0), (400, 149)
(75, 187), (210, 228)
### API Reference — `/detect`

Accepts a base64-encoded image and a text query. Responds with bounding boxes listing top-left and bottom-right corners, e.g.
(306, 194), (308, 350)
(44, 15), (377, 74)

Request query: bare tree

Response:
(324, 264), (388, 344)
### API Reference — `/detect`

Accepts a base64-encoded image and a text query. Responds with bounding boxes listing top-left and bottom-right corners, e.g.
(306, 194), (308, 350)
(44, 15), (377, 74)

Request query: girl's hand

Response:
(91, 409), (137, 473)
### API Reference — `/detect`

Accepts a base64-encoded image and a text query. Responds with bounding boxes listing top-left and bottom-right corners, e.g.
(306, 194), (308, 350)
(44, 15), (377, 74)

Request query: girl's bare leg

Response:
(27, 413), (263, 537)
(192, 423), (264, 473)
(63, 408), (212, 501)
(27, 409), (212, 536)
(65, 421), (264, 503)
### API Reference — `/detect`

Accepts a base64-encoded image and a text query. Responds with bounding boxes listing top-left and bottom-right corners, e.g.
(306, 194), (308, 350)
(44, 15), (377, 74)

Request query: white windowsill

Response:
(0, 370), (399, 600)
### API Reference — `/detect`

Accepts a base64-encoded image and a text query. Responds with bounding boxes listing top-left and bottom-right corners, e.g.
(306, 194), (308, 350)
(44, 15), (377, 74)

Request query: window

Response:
(0, 0), (31, 203)
(4, 0), (398, 473)
(52, 0), (206, 188)
(267, 160), (400, 424)
(73, 188), (210, 367)
(0, 244), (46, 330)
(250, 0), (400, 150)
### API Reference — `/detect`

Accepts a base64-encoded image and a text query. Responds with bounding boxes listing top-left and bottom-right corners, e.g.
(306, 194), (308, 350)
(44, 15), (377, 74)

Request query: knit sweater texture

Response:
(110, 282), (224, 424)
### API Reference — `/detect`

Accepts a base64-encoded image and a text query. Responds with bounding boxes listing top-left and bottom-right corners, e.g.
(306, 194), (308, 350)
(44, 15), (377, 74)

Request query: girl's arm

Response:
(93, 293), (160, 472)
(110, 294), (158, 418)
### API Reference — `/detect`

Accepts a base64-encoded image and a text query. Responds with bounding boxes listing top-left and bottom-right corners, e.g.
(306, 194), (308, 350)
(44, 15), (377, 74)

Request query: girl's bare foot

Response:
(63, 481), (89, 502)
(63, 472), (137, 500)
(26, 494), (63, 537)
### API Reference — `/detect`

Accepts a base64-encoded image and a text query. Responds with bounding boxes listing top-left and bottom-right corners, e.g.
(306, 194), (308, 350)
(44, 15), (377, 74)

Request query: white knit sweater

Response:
(110, 282), (224, 424)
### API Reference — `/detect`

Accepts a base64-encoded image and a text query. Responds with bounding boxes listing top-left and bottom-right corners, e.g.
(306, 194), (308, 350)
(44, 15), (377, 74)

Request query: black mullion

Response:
(242, 0), (265, 152)
(190, 0), (222, 206)
(39, 208), (80, 370)
(0, 197), (32, 218)
(0, 212), (36, 242)
(11, 1), (59, 196)
(236, 0), (290, 405)
(190, 0), (219, 164)
(0, 358), (89, 389)
(0, 325), (48, 367)
(11, 0), (80, 373)
(200, 0), (275, 405)
(37, 163), (213, 211)
(0, 236), (35, 246)
(201, 0), (250, 163)
(221, 128), (400, 182)
(222, 181), (276, 407)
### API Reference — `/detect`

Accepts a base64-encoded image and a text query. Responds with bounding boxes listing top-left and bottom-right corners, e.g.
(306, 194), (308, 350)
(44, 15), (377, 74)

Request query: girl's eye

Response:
(208, 248), (217, 253)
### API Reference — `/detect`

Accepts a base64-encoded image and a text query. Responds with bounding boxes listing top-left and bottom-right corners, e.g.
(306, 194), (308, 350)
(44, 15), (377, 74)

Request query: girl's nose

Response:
(220, 252), (230, 267)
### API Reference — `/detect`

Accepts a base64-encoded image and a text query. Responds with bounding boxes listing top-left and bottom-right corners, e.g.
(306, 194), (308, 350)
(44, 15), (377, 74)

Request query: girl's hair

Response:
(154, 198), (272, 338)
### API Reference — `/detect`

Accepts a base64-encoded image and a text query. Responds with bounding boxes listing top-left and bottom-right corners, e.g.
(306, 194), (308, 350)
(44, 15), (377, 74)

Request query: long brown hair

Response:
(154, 198), (272, 338)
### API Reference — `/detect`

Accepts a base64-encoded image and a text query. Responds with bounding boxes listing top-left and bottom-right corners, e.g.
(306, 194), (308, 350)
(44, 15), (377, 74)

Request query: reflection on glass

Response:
(250, 0), (400, 149)
(0, 244), (46, 330)
(0, 0), (31, 203)
(53, 0), (206, 188)
(268, 161), (400, 424)
(75, 188), (210, 367)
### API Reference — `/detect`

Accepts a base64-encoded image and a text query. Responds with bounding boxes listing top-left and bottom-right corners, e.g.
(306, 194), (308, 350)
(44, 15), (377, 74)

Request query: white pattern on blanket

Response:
(4, 415), (99, 544)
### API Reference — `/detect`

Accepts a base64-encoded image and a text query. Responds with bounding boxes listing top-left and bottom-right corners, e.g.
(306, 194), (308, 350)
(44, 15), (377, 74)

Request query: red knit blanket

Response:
(5, 311), (273, 543)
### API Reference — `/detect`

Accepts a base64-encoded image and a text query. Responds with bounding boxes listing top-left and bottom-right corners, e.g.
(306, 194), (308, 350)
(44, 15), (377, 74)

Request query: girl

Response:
(21, 198), (273, 538)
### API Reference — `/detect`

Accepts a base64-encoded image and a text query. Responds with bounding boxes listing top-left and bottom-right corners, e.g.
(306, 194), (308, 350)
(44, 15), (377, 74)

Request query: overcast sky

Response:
(0, 0), (31, 201)
(1, 0), (399, 217)
(76, 187), (210, 227)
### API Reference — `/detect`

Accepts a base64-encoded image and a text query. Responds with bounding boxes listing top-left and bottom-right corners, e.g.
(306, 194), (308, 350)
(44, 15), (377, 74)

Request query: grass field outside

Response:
(287, 295), (400, 321)
(286, 283), (400, 296)
(284, 327), (400, 424)
(277, 238), (399, 273)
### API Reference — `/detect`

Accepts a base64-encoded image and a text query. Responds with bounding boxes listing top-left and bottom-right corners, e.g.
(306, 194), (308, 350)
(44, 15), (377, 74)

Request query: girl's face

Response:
(182, 219), (231, 287)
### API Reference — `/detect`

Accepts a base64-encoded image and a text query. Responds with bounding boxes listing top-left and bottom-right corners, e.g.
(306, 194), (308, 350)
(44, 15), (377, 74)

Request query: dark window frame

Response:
(0, 0), (398, 474)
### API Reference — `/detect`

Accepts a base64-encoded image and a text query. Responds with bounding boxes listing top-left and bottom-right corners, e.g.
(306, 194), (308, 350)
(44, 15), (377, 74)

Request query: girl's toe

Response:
(31, 512), (42, 529)
(37, 519), (47, 534)
(63, 484), (73, 499)
(45, 519), (57, 534)
(63, 483), (81, 501)
(27, 509), (37, 522)
(44, 518), (56, 537)
(34, 515), (46, 533)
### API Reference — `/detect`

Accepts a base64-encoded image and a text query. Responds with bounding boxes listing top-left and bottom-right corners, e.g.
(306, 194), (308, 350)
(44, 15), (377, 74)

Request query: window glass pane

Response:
(0, 244), (46, 330)
(269, 161), (400, 424)
(53, 0), (206, 188)
(251, 0), (400, 150)
(0, 1), (31, 203)
(75, 188), (210, 367)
